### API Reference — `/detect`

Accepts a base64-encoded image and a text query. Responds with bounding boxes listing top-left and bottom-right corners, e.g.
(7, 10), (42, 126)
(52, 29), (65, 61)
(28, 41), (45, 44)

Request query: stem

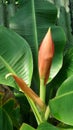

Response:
(45, 106), (50, 120)
(26, 95), (43, 125)
(40, 79), (46, 103)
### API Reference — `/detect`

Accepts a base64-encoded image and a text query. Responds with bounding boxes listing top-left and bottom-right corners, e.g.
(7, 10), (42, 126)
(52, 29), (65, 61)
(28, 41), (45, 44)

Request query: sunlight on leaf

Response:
(0, 26), (33, 89)
(20, 123), (35, 130)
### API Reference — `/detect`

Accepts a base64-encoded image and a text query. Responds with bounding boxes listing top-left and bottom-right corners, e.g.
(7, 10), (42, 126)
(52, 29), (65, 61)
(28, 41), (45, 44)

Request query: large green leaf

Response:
(46, 47), (73, 100)
(49, 75), (73, 126)
(20, 123), (35, 130)
(49, 26), (66, 82)
(0, 107), (13, 130)
(37, 122), (59, 130)
(9, 0), (39, 83)
(0, 26), (33, 89)
(56, 75), (73, 96)
(9, 0), (57, 83)
(9, 0), (66, 84)
(47, 46), (73, 99)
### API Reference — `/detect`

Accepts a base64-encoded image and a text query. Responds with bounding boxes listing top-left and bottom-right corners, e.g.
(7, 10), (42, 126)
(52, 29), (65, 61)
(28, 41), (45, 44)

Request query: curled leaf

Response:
(38, 28), (54, 85)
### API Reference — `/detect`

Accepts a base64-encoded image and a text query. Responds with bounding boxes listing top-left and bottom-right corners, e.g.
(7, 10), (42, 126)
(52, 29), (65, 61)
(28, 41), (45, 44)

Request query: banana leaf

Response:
(0, 26), (33, 89)
(9, 0), (66, 86)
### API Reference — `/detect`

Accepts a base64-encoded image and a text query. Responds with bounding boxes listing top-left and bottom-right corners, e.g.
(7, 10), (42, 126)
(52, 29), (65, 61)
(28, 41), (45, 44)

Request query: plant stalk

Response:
(40, 79), (46, 103)
(45, 106), (50, 120)
(26, 95), (43, 125)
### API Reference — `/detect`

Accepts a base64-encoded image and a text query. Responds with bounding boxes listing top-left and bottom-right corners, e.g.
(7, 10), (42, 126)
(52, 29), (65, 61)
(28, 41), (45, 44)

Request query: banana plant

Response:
(0, 0), (73, 130)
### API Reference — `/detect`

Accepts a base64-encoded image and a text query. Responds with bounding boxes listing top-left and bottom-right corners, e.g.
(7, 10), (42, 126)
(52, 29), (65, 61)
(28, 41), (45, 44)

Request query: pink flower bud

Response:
(38, 28), (54, 85)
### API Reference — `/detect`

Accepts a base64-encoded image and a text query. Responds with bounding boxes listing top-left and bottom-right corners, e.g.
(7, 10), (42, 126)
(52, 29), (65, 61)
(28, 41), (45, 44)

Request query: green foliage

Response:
(49, 75), (73, 126)
(0, 0), (73, 130)
(0, 26), (33, 89)
(0, 107), (13, 130)
(37, 122), (59, 130)
(49, 27), (66, 82)
(20, 123), (35, 130)
(20, 122), (59, 130)
(9, 0), (66, 84)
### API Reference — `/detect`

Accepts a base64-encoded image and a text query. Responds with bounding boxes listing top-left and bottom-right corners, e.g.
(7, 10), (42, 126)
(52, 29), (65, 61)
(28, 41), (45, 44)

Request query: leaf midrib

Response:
(31, 0), (38, 52)
(0, 56), (17, 75)
(51, 90), (73, 101)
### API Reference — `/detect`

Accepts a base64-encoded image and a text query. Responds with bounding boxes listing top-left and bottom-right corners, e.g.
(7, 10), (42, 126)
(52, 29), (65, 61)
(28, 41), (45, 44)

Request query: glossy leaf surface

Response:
(37, 122), (59, 130)
(49, 27), (66, 82)
(0, 26), (33, 89)
(49, 75), (73, 126)
(20, 123), (35, 130)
